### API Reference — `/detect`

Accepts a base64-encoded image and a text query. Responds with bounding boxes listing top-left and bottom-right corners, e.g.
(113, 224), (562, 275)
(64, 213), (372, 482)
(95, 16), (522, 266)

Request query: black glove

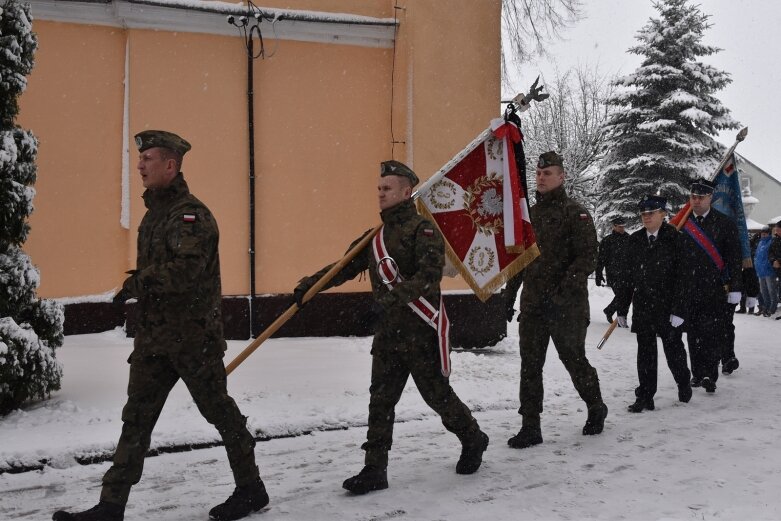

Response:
(293, 285), (309, 308)
(112, 288), (131, 306)
(526, 76), (549, 103)
(595, 274), (603, 287)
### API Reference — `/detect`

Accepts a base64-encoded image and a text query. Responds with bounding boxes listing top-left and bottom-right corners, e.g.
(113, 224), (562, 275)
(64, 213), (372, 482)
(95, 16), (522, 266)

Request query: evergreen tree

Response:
(0, 0), (63, 416)
(595, 0), (738, 230)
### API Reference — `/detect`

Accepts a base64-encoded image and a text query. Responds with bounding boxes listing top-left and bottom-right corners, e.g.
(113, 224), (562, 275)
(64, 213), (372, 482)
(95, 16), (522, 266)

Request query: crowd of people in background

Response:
(747, 221), (781, 318)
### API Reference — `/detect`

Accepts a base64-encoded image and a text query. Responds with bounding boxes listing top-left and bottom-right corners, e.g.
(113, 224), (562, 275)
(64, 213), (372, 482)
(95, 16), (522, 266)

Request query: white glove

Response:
(727, 292), (741, 305)
(670, 315), (684, 328)
(616, 316), (628, 328)
(745, 297), (758, 309)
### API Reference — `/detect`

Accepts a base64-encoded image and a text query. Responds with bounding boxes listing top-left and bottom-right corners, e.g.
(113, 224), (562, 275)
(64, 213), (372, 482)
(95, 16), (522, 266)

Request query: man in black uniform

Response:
(678, 178), (743, 393)
(507, 151), (606, 450)
(294, 160), (488, 495)
(616, 195), (692, 412)
(596, 217), (632, 325)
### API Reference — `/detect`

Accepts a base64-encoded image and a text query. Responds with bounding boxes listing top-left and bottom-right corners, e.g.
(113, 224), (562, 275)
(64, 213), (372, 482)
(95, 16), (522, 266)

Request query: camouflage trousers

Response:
(518, 310), (603, 424)
(362, 334), (482, 468)
(101, 351), (259, 505)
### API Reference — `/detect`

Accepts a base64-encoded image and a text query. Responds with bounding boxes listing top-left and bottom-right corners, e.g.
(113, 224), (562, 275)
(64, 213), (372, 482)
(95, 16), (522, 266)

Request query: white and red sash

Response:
(371, 226), (452, 377)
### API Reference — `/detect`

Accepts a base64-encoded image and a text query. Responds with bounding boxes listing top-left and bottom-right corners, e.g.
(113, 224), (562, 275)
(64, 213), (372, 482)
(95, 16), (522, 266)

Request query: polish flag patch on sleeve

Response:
(183, 213), (197, 223)
(578, 213), (589, 221)
(423, 228), (434, 236)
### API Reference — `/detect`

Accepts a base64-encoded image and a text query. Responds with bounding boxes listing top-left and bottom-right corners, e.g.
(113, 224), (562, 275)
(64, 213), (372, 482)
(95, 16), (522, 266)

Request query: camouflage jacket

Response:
(125, 174), (226, 356)
(301, 198), (444, 343)
(520, 186), (597, 319)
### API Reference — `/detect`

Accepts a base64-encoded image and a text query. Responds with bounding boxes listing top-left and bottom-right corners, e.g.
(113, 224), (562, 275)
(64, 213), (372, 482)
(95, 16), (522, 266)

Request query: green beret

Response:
(380, 160), (419, 187)
(537, 151), (564, 169)
(134, 130), (191, 155)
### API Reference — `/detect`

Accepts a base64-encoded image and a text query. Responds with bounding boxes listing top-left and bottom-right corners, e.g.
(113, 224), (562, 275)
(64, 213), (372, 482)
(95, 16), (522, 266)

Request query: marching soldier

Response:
(615, 195), (692, 412)
(678, 178), (743, 393)
(53, 131), (267, 521)
(507, 151), (607, 449)
(596, 217), (632, 325)
(294, 160), (488, 495)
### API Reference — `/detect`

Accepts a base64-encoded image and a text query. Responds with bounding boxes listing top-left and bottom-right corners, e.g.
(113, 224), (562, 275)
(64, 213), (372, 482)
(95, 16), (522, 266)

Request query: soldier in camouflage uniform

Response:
(294, 160), (488, 495)
(53, 131), (267, 521)
(507, 151), (607, 450)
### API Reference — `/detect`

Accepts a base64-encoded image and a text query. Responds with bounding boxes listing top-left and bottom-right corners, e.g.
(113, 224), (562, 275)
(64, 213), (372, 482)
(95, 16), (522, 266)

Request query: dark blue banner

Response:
(712, 153), (751, 261)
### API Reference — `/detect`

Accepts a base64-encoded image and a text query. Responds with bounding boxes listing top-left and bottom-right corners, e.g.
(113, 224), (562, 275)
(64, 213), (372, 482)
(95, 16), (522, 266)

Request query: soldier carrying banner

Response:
(293, 160), (488, 495)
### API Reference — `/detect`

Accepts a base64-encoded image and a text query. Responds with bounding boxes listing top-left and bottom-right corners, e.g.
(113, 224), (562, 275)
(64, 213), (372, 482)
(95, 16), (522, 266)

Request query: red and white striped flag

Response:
(417, 119), (539, 301)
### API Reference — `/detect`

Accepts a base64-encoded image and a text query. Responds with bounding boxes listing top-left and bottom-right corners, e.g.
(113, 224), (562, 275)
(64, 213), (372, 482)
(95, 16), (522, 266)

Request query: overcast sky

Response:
(504, 0), (781, 181)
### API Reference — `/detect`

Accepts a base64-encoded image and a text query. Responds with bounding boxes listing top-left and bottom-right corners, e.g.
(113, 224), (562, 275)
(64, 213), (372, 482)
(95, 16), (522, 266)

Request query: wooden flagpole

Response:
(225, 222), (383, 375)
(597, 127), (748, 350)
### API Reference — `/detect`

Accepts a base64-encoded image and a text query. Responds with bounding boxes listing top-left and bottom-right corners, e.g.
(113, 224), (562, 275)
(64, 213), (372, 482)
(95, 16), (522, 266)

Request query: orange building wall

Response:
(20, 22), (128, 297)
(19, 0), (501, 299)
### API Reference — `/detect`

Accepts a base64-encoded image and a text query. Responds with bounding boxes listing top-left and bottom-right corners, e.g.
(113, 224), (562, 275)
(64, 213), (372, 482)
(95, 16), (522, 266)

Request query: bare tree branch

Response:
(501, 0), (584, 85)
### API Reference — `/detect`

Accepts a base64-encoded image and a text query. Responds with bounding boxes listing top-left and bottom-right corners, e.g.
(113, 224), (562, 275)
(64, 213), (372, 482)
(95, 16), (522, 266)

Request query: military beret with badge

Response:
(134, 130), (192, 155)
(380, 160), (419, 187)
(537, 151), (564, 169)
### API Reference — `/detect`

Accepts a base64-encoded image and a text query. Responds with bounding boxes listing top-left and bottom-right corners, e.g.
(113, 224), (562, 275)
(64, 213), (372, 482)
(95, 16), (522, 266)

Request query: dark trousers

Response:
(635, 328), (691, 401)
(101, 352), (259, 505)
(604, 285), (632, 318)
(686, 304), (732, 383)
(518, 311), (603, 423)
(719, 303), (737, 364)
(362, 335), (480, 468)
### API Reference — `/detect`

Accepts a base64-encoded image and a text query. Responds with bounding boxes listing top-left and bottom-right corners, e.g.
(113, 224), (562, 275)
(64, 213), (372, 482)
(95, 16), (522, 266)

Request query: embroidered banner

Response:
(417, 119), (539, 301)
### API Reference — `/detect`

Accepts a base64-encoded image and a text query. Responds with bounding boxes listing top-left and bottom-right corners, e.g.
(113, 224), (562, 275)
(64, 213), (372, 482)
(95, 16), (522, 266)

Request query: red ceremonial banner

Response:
(417, 119), (540, 301)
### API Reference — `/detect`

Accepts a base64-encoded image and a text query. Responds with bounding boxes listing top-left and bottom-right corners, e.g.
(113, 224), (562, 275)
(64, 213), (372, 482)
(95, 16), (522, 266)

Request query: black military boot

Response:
(678, 384), (693, 403)
(456, 431), (489, 474)
(722, 357), (739, 375)
(582, 403), (608, 435)
(507, 425), (543, 449)
(342, 465), (388, 495)
(52, 501), (124, 521)
(209, 478), (269, 521)
(701, 377), (717, 393)
(691, 376), (702, 388)
(627, 397), (654, 413)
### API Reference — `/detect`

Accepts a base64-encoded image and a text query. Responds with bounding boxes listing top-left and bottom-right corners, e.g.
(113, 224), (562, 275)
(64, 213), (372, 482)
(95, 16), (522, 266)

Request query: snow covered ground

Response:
(2, 283), (780, 520)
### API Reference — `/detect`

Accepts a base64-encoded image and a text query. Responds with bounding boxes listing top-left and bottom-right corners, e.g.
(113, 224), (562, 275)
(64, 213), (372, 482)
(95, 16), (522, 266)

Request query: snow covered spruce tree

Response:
(595, 0), (738, 229)
(0, 0), (63, 416)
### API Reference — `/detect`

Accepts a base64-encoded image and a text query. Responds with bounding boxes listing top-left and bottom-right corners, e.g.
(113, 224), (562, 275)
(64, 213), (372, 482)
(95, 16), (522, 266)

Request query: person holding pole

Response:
(53, 131), (268, 521)
(293, 160), (488, 495)
(507, 151), (607, 450)
(595, 217), (632, 325)
(678, 178), (743, 393)
(615, 195), (692, 413)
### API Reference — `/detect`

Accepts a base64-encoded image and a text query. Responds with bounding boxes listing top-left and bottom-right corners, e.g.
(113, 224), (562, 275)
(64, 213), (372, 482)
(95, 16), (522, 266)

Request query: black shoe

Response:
(701, 377), (717, 393)
(691, 377), (702, 388)
(582, 403), (608, 435)
(678, 384), (693, 403)
(209, 478), (269, 521)
(776, 315), (781, 320)
(722, 357), (739, 375)
(736, 307), (746, 314)
(747, 307), (755, 314)
(456, 431), (489, 474)
(53, 502), (125, 521)
(342, 465), (388, 495)
(627, 398), (654, 413)
(507, 426), (543, 449)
